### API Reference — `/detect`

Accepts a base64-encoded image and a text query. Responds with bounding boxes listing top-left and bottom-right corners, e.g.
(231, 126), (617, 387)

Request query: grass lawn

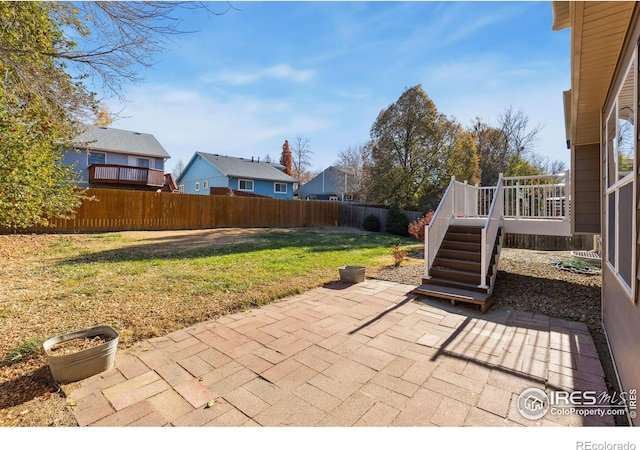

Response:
(0, 227), (421, 366)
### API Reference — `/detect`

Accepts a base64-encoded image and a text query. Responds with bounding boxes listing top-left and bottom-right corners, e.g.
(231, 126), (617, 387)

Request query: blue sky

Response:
(100, 1), (571, 176)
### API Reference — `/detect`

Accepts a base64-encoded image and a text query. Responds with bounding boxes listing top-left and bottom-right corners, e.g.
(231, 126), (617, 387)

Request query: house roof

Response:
(194, 152), (297, 183)
(553, 1), (636, 147)
(74, 125), (171, 159)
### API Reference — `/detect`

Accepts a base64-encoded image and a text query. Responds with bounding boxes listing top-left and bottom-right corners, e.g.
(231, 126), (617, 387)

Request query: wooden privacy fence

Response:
(25, 189), (340, 233)
(338, 203), (425, 233)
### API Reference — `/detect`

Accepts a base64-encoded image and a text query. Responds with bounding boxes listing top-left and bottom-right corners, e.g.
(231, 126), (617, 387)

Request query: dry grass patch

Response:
(0, 227), (418, 426)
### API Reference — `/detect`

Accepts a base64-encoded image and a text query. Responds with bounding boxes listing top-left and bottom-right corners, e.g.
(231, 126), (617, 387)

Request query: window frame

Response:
(88, 151), (106, 166)
(604, 50), (637, 298)
(238, 179), (254, 192)
(195, 181), (200, 192)
(274, 182), (287, 194)
(137, 157), (151, 168)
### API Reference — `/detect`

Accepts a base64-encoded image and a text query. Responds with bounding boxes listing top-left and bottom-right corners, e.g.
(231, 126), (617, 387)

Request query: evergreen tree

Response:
(280, 140), (294, 177)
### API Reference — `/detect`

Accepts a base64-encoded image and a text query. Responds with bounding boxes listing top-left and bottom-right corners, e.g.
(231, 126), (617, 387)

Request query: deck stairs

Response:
(414, 224), (503, 313)
(412, 172), (571, 313)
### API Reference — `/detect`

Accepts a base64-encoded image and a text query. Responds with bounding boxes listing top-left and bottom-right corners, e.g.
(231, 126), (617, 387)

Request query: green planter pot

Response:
(43, 325), (119, 384)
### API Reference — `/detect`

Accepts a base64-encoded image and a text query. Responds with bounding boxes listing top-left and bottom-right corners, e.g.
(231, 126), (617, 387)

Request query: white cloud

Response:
(105, 83), (333, 172)
(205, 63), (315, 86)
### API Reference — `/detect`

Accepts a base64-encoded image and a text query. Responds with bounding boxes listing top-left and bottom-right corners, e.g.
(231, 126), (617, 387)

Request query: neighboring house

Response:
(553, 1), (639, 425)
(176, 152), (297, 199)
(63, 125), (171, 191)
(296, 166), (357, 202)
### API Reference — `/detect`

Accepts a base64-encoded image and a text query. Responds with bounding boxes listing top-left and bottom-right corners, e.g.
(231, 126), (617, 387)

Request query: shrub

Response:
(386, 204), (410, 236)
(408, 211), (435, 242)
(363, 214), (381, 232)
(391, 244), (407, 267)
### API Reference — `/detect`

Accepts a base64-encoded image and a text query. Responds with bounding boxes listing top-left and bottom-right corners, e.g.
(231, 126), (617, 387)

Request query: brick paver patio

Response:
(65, 280), (615, 427)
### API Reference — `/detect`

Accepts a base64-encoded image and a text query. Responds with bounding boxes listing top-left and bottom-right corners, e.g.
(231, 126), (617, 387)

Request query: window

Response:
(203, 180), (209, 190)
(605, 52), (636, 295)
(178, 185), (184, 193)
(137, 158), (151, 168)
(274, 182), (287, 194)
(195, 182), (200, 192)
(88, 151), (106, 166)
(239, 179), (254, 191)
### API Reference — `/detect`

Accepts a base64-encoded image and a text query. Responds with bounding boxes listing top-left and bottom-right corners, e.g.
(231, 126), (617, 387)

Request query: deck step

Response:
(440, 241), (481, 252)
(421, 276), (488, 293)
(448, 225), (483, 235)
(430, 267), (481, 284)
(437, 248), (482, 262)
(444, 232), (482, 243)
(433, 257), (481, 272)
(413, 284), (493, 313)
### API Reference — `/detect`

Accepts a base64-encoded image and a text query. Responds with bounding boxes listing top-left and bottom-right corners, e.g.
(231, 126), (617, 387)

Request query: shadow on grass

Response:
(0, 364), (59, 410)
(54, 230), (419, 266)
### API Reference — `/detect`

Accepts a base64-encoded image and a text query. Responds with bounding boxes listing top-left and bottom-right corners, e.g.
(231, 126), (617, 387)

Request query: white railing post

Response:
(479, 228), (488, 289)
(424, 225), (430, 280)
(463, 180), (468, 218)
(516, 181), (521, 220)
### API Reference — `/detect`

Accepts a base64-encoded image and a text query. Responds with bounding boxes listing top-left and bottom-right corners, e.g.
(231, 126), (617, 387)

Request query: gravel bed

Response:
(373, 248), (601, 327)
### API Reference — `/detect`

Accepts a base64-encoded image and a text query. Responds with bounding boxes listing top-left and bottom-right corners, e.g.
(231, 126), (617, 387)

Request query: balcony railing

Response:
(88, 164), (165, 188)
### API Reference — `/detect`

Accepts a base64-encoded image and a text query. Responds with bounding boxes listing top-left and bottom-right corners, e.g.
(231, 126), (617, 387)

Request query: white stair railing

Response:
(424, 178), (456, 279)
(425, 177), (480, 279)
(479, 175), (504, 289)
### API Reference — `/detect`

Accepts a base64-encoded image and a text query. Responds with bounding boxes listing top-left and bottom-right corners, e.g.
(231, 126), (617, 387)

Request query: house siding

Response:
(572, 143), (601, 234)
(178, 156), (228, 194)
(229, 178), (292, 199)
(598, 2), (640, 426)
(602, 267), (640, 426)
(178, 153), (294, 199)
(297, 166), (354, 200)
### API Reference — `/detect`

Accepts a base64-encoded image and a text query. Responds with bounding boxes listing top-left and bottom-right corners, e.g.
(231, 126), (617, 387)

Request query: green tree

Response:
(0, 2), (89, 229)
(367, 85), (481, 211)
(367, 85), (443, 210)
(0, 2), (223, 229)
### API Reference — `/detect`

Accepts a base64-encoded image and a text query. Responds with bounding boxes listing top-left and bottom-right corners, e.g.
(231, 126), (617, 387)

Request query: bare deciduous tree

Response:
(335, 143), (371, 202)
(291, 135), (314, 183)
(172, 159), (185, 179)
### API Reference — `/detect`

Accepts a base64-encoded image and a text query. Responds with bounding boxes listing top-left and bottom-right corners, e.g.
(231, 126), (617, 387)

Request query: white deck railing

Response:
(423, 171), (571, 284)
(474, 172), (570, 220)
